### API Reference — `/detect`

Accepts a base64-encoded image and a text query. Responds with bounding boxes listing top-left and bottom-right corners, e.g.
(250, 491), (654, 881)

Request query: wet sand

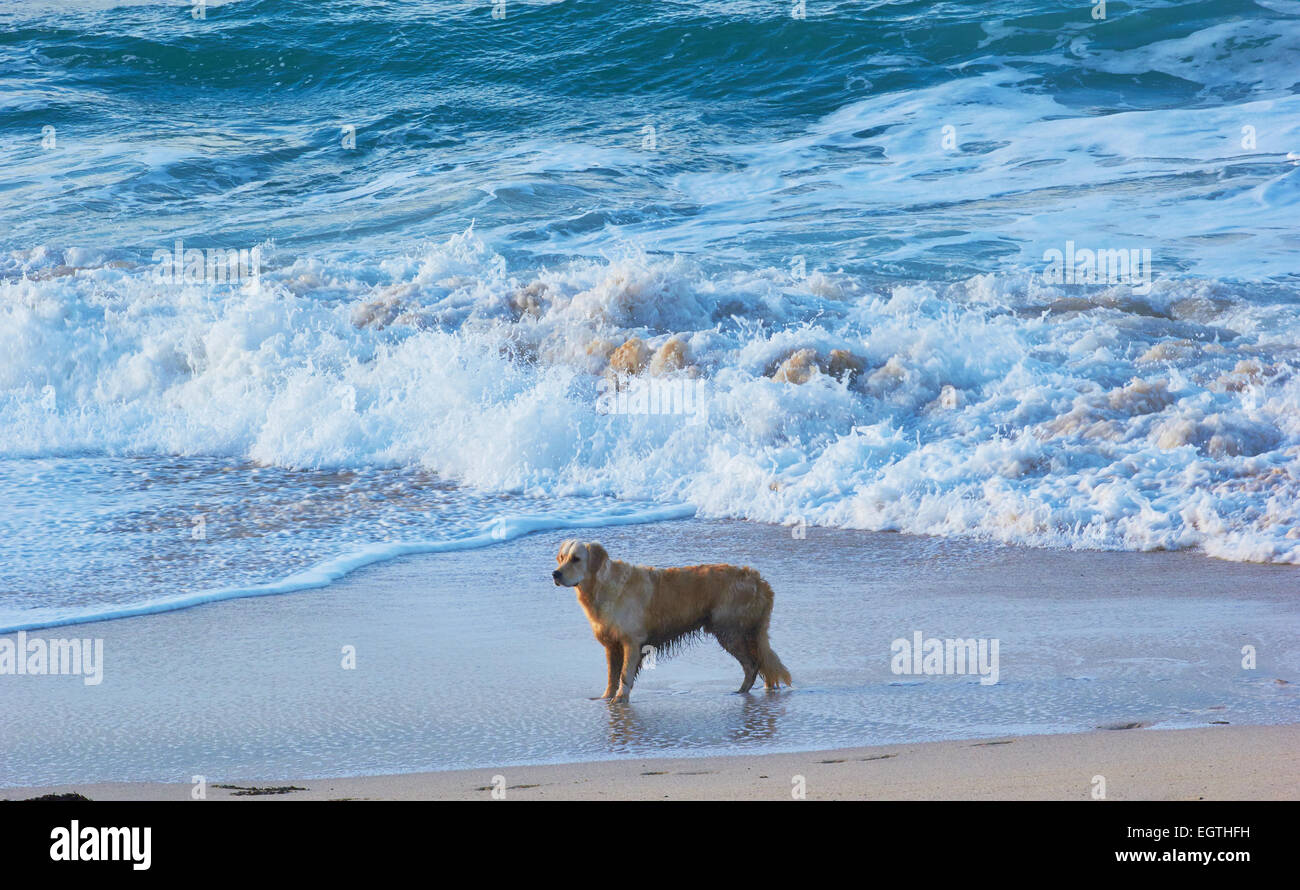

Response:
(6, 725), (1296, 801)
(2, 518), (1298, 791)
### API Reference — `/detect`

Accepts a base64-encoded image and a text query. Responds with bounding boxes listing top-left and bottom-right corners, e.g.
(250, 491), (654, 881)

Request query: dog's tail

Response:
(756, 628), (793, 689)
(755, 578), (793, 689)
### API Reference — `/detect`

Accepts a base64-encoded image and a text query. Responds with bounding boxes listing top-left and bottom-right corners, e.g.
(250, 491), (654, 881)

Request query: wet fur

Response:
(552, 540), (793, 702)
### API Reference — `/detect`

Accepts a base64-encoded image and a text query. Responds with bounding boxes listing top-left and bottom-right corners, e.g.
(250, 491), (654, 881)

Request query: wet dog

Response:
(552, 540), (792, 702)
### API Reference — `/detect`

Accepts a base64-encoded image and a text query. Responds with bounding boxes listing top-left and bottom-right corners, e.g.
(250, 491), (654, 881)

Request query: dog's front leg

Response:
(612, 639), (643, 703)
(596, 642), (624, 700)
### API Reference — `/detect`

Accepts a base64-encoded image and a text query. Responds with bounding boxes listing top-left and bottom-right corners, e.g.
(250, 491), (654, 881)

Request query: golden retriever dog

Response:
(552, 540), (793, 702)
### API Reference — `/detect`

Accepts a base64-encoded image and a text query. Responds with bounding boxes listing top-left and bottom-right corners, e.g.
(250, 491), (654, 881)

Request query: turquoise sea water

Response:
(2, 0), (1299, 627)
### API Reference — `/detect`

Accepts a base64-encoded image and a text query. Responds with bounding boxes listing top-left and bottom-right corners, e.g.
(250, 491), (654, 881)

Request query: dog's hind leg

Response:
(751, 579), (793, 690)
(717, 629), (760, 693)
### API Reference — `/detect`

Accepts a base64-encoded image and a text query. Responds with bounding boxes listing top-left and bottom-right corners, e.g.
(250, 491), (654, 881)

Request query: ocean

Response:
(2, 0), (1299, 632)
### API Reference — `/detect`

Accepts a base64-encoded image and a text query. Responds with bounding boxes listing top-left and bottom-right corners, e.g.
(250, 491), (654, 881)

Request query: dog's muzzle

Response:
(552, 570), (563, 585)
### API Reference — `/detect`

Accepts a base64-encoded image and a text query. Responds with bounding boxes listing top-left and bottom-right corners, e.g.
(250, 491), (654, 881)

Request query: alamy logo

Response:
(1042, 241), (1152, 294)
(596, 374), (706, 416)
(50, 821), (150, 870)
(0, 631), (104, 685)
(890, 631), (999, 685)
(153, 239), (262, 284)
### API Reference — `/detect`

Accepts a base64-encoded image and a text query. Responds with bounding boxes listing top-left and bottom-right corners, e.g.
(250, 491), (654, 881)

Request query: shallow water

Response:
(0, 454), (686, 631)
(2, 519), (1296, 786)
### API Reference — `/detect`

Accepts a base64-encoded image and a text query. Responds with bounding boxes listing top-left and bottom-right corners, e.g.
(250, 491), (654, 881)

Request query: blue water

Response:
(3, 0), (1298, 278)
(1, 0), (1299, 629)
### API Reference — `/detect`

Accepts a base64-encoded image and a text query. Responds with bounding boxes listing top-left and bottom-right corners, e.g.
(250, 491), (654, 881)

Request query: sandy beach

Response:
(6, 724), (1296, 801)
(2, 518), (1298, 799)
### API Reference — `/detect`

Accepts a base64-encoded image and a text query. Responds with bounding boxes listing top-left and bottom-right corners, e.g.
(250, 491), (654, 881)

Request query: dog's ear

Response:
(585, 542), (607, 575)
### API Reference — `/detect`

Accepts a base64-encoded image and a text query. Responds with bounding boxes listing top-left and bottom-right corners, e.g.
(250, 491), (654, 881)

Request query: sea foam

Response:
(4, 231), (1299, 571)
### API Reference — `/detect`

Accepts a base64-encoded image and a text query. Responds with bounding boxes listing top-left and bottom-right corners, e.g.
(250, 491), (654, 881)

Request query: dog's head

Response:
(553, 539), (607, 588)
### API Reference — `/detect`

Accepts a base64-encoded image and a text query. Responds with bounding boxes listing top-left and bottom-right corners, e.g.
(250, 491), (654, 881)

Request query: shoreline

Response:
(6, 725), (1297, 801)
(5, 518), (1298, 790)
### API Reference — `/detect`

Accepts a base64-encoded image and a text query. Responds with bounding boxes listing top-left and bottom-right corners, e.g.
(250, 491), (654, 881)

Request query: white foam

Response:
(3, 231), (1300, 575)
(0, 503), (695, 633)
